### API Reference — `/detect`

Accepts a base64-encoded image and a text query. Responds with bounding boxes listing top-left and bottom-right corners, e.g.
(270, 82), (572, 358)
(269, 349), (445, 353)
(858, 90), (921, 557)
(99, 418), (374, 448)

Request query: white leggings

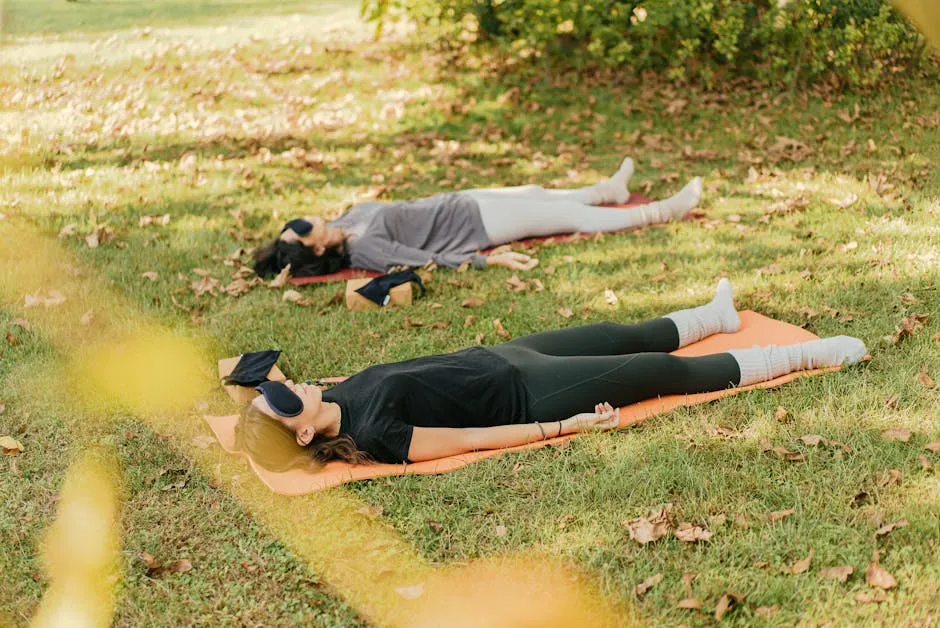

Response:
(466, 184), (669, 245)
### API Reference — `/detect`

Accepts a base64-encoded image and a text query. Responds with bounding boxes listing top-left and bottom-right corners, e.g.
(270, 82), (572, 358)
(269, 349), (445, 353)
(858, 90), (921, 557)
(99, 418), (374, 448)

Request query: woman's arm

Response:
(407, 403), (620, 462)
(355, 235), (538, 272)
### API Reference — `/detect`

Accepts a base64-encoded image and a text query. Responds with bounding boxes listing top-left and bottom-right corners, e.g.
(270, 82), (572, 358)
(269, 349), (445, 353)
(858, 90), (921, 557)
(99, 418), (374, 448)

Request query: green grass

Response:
(2, 1), (940, 626)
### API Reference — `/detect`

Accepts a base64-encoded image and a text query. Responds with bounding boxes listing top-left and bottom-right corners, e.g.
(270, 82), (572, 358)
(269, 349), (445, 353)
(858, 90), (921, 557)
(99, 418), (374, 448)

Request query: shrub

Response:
(362, 0), (933, 89)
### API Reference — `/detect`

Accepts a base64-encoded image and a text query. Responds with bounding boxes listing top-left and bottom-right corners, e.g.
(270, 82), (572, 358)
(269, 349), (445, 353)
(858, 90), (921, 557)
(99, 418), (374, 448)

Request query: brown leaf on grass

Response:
(850, 491), (872, 507)
(428, 321), (450, 330)
(918, 455), (933, 471)
(925, 442), (940, 454)
(493, 319), (511, 340)
(461, 297), (485, 308)
(139, 214), (171, 227)
(357, 505), (384, 518)
(855, 590), (887, 604)
(531, 278), (544, 292)
(874, 520), (908, 537)
(774, 406), (789, 421)
(191, 275), (220, 297)
(505, 275), (528, 292)
(0, 401), (5, 414)
(884, 395), (900, 409)
(768, 446), (806, 463)
(625, 506), (672, 544)
(865, 562), (897, 589)
(428, 302), (443, 310)
(142, 271), (159, 281)
(634, 573), (663, 597)
(140, 552), (193, 578)
(12, 318), (30, 332)
(494, 524), (508, 537)
(395, 583), (425, 600)
(5, 331), (18, 346)
(43, 291), (66, 307)
(674, 523), (712, 543)
(755, 605), (779, 617)
(877, 469), (903, 487)
(1, 436), (24, 455)
(190, 435), (215, 449)
(604, 289), (619, 306)
(819, 565), (854, 582)
(463, 315), (477, 328)
(557, 307), (573, 319)
(706, 425), (742, 439)
(475, 333), (485, 344)
(781, 549), (814, 575)
(799, 434), (823, 446)
(892, 313), (929, 345)
(917, 366), (935, 389)
(428, 521), (444, 532)
(881, 428), (912, 442)
(282, 290), (314, 306)
(677, 598), (703, 611)
(267, 264), (292, 288)
(770, 508), (796, 522)
(224, 278), (253, 297)
(403, 317), (424, 328)
(714, 593), (744, 621)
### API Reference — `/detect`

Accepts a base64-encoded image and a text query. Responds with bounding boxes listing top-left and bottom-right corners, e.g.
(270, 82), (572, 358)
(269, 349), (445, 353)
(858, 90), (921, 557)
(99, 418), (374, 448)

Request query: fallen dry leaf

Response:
(781, 549), (814, 575)
(505, 275), (528, 292)
(769, 508), (796, 522)
(267, 264), (292, 288)
(625, 506), (672, 544)
(877, 469), (903, 487)
(461, 297), (485, 308)
(755, 605), (779, 617)
(798, 434), (823, 446)
(80, 310), (94, 326)
(925, 442), (940, 454)
(855, 590), (887, 604)
(557, 307), (573, 319)
(916, 366), (935, 389)
(494, 524), (508, 537)
(918, 455), (932, 471)
(714, 593), (743, 621)
(768, 446), (806, 463)
(11, 318), (30, 331)
(604, 289), (619, 306)
(774, 406), (789, 421)
(865, 562), (897, 589)
(1, 436), (24, 455)
(677, 598), (703, 611)
(674, 523), (712, 543)
(475, 332), (485, 344)
(464, 315), (477, 327)
(5, 331), (17, 346)
(282, 290), (314, 306)
(357, 505), (384, 518)
(634, 573), (663, 597)
(892, 313), (929, 345)
(874, 520), (908, 537)
(395, 583), (425, 600)
(493, 319), (511, 340)
(139, 214), (171, 227)
(0, 401), (5, 415)
(881, 428), (912, 442)
(191, 435), (216, 449)
(43, 291), (66, 307)
(142, 271), (159, 281)
(403, 316), (424, 328)
(819, 565), (854, 583)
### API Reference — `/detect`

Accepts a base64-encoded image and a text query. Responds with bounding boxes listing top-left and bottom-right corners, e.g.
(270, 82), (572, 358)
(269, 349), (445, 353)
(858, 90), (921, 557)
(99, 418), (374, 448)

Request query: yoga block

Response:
(344, 278), (412, 311)
(218, 356), (287, 404)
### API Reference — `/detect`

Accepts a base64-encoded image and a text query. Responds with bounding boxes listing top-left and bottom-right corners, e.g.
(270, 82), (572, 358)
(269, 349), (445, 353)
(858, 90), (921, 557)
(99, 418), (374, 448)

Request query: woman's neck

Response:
(318, 401), (342, 437)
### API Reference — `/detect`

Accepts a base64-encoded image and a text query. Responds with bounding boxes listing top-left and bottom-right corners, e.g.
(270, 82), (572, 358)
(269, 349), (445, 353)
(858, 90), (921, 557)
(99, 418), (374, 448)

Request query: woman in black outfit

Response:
(237, 280), (866, 466)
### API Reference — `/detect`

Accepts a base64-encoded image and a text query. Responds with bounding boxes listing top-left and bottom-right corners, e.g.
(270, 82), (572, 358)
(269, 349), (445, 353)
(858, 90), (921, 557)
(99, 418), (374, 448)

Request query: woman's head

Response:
(234, 381), (370, 470)
(252, 216), (349, 278)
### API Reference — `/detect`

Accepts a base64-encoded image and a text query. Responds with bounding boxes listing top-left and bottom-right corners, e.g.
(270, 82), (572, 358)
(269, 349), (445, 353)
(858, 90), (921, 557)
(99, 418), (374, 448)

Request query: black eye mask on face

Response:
(355, 269), (426, 307)
(282, 218), (313, 236)
(222, 349), (281, 387)
(255, 381), (304, 418)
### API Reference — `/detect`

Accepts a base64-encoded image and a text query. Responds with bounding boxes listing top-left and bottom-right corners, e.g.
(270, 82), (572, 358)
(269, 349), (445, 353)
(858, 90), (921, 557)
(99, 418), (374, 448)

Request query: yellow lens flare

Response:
(894, 0), (940, 48)
(31, 452), (122, 628)
(408, 555), (633, 627)
(69, 330), (211, 414)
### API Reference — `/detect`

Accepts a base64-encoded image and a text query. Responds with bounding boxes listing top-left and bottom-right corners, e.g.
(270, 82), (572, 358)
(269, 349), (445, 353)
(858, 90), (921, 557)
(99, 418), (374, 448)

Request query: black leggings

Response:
(487, 318), (741, 421)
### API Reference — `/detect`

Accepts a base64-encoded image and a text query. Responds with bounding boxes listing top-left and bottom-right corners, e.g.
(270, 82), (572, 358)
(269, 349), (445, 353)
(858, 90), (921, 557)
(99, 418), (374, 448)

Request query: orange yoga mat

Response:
(287, 194), (654, 286)
(205, 311), (841, 494)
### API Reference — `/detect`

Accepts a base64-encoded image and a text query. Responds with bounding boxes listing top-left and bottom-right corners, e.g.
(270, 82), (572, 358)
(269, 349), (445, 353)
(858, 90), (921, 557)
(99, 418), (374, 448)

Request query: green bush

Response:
(362, 0), (933, 89)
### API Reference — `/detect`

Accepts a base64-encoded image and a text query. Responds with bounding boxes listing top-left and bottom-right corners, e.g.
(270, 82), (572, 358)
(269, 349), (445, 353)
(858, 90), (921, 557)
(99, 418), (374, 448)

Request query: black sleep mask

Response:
(355, 269), (426, 306)
(222, 350), (281, 387)
(281, 218), (313, 236)
(255, 381), (303, 417)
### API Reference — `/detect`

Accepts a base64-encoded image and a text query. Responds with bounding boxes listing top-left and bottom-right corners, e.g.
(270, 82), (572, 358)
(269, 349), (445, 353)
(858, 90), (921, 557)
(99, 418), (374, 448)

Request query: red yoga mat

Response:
(288, 193), (655, 286)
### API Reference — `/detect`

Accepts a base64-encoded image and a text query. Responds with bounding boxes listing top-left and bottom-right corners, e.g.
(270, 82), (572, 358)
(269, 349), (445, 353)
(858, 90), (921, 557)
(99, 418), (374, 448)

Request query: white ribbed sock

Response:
(665, 278), (741, 347)
(728, 336), (867, 386)
(632, 177), (702, 224)
(587, 157), (634, 205)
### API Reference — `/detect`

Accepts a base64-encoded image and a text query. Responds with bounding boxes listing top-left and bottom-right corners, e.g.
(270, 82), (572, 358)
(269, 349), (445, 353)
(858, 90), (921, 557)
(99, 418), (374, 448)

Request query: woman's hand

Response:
(485, 251), (540, 271)
(564, 402), (621, 433)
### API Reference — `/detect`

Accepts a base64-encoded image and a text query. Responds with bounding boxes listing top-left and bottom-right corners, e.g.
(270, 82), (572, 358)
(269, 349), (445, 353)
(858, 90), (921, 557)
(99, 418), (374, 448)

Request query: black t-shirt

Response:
(322, 347), (529, 463)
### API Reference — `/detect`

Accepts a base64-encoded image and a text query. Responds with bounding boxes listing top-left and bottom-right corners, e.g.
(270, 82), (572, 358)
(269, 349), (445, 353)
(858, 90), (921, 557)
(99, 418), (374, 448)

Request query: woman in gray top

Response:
(253, 158), (703, 277)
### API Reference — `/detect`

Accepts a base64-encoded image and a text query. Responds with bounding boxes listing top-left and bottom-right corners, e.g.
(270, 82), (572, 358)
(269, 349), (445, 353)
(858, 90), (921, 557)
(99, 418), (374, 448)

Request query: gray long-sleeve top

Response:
(330, 193), (492, 272)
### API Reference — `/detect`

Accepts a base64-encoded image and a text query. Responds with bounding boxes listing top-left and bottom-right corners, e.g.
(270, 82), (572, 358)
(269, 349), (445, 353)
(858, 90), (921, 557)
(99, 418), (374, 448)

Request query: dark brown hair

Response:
(234, 405), (371, 471)
(252, 240), (349, 278)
